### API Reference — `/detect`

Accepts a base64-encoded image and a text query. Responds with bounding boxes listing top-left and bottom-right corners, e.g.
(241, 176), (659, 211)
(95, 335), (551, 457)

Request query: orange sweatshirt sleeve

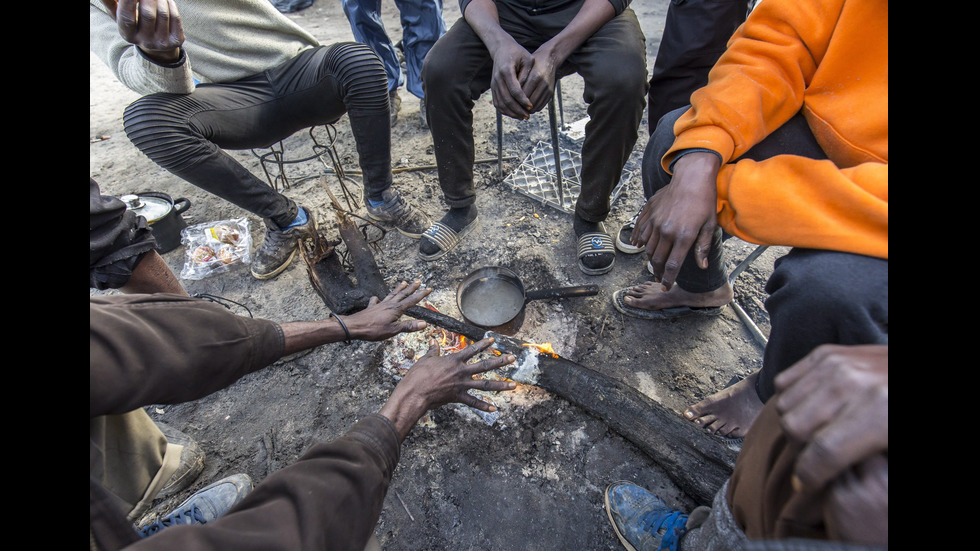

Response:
(663, 0), (888, 260)
(717, 157), (887, 259)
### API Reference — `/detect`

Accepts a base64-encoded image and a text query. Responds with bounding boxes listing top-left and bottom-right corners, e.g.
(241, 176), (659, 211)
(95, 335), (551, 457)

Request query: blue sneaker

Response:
(138, 474), (253, 538)
(604, 481), (689, 551)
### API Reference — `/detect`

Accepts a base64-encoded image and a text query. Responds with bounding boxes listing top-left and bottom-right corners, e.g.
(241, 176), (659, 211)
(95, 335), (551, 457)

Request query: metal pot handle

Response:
(173, 197), (191, 214)
(525, 285), (599, 302)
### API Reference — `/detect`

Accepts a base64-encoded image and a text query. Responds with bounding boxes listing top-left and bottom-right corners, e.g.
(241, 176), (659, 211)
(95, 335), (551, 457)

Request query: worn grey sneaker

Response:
(138, 474), (253, 539)
(156, 423), (205, 499)
(365, 190), (432, 239)
(250, 207), (317, 280)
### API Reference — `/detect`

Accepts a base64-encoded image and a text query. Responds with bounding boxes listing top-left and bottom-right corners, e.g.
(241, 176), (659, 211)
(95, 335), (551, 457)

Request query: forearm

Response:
(280, 317), (356, 356)
(463, 0), (521, 56)
(377, 387), (429, 441)
(536, 0), (616, 64)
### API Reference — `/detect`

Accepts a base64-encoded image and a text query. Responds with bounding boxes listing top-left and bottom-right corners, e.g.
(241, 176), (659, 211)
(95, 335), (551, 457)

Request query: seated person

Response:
(605, 344), (888, 550)
(418, 0), (648, 275)
(90, 0), (431, 281)
(614, 0), (887, 439)
(91, 284), (518, 549)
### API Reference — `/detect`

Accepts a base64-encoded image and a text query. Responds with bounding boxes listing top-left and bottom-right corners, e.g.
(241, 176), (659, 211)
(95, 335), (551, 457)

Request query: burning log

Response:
(404, 310), (738, 506)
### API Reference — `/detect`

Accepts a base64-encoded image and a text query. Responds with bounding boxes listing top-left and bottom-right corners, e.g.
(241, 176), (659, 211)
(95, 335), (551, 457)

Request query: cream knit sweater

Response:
(90, 0), (321, 96)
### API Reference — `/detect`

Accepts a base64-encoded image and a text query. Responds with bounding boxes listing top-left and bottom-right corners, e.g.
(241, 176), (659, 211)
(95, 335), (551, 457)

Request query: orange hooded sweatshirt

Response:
(663, 0), (888, 259)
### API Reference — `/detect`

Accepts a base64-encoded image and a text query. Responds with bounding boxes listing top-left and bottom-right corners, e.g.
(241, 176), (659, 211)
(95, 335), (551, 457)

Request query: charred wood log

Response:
(404, 307), (737, 506)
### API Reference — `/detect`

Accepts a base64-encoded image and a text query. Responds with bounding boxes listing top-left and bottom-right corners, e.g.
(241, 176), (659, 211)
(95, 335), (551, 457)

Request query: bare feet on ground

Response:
(684, 369), (764, 439)
(621, 280), (733, 311)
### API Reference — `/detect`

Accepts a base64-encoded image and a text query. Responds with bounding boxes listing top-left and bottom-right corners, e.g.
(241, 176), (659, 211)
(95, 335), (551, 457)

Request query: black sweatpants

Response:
(123, 43), (392, 230)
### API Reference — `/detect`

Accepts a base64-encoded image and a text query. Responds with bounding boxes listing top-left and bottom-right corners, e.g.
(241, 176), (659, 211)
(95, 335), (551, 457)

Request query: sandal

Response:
(612, 287), (725, 320)
(419, 216), (480, 261)
(577, 223), (615, 275)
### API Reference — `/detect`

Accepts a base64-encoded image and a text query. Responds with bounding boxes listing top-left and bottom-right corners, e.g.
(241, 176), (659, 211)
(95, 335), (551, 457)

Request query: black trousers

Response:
(646, 0), (751, 134)
(123, 43), (392, 230)
(644, 106), (888, 402)
(421, 0), (648, 222)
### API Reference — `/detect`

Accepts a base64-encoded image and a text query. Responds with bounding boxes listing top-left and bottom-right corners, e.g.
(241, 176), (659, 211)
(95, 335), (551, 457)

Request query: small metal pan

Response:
(456, 266), (598, 335)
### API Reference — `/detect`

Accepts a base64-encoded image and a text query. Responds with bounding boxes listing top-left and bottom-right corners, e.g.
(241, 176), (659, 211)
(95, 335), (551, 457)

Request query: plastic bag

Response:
(179, 218), (252, 280)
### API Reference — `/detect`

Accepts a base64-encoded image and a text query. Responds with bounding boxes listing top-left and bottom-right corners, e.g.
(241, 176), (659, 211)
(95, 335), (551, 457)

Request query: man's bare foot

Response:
(684, 370), (764, 439)
(621, 280), (733, 311)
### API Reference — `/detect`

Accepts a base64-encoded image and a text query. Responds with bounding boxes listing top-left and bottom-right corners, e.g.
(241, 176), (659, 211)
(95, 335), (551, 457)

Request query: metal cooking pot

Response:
(121, 192), (191, 253)
(456, 266), (598, 335)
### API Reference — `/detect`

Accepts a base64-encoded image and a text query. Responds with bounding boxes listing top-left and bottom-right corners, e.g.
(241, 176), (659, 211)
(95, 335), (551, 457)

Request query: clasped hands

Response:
(490, 40), (559, 121)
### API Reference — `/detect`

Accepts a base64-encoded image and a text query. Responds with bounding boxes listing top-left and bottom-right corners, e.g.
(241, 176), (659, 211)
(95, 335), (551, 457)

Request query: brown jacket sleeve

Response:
(124, 414), (402, 551)
(90, 293), (285, 418)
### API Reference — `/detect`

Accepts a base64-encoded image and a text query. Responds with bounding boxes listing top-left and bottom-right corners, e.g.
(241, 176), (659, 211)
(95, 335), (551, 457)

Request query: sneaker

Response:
(365, 189), (433, 239)
(604, 481), (689, 551)
(156, 423), (205, 499)
(389, 88), (401, 126)
(615, 209), (645, 254)
(250, 207), (317, 280)
(138, 474), (253, 538)
(419, 97), (428, 129)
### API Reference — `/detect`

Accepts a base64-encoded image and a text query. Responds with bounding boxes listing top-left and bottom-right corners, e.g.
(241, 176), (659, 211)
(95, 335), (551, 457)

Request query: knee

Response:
(323, 42), (388, 110)
(123, 94), (204, 171)
(766, 251), (888, 333)
(420, 41), (455, 99)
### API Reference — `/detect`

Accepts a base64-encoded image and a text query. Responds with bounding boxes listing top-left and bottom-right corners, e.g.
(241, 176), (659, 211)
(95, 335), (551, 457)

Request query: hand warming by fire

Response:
(379, 337), (517, 441)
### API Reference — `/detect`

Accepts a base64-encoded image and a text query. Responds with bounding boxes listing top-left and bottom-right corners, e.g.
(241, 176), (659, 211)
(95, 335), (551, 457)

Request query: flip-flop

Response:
(418, 216), (479, 261)
(612, 287), (726, 320)
(577, 224), (615, 275)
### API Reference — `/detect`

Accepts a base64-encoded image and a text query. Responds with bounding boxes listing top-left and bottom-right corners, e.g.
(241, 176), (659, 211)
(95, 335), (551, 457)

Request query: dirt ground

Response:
(89, 1), (789, 548)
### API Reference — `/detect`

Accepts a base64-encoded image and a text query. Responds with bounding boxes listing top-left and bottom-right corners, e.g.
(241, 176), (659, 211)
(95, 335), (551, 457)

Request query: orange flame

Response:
(523, 342), (559, 358)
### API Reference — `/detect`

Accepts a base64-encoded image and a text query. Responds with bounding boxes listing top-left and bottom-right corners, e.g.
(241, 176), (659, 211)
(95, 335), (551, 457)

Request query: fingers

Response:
(167, 0), (184, 42)
(453, 337), (496, 362)
(397, 319), (427, 334)
(791, 387), (888, 492)
(116, 0), (140, 40)
(694, 225), (714, 270)
(461, 353), (516, 377)
(459, 392), (498, 412)
(421, 339), (441, 358)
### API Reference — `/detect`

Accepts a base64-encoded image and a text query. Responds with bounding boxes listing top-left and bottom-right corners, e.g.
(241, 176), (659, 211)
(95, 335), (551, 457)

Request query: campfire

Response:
(380, 299), (553, 427)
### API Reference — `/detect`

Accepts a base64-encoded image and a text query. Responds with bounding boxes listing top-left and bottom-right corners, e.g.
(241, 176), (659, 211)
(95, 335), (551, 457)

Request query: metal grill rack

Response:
(502, 141), (632, 215)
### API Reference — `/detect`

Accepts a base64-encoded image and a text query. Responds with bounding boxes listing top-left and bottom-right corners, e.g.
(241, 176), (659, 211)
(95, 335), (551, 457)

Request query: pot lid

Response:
(121, 194), (171, 224)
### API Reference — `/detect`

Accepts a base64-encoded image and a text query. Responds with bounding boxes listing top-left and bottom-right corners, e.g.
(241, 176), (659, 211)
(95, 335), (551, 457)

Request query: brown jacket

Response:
(90, 294), (401, 550)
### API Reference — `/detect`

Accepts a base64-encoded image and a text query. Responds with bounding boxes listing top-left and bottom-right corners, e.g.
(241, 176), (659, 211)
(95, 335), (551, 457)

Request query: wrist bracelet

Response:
(330, 313), (352, 344)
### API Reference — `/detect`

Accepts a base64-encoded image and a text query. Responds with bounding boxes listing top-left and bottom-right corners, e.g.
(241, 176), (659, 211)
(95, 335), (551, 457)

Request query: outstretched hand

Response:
(774, 344), (888, 493)
(116, 0), (184, 64)
(344, 281), (432, 342)
(380, 337), (517, 440)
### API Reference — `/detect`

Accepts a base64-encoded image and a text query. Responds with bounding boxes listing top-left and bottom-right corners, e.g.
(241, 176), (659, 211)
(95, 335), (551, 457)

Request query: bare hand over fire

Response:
(380, 337), (517, 440)
(344, 281), (432, 341)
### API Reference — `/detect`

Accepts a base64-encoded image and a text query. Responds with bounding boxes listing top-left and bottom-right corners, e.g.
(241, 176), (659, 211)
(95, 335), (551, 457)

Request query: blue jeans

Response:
(340, 0), (446, 99)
